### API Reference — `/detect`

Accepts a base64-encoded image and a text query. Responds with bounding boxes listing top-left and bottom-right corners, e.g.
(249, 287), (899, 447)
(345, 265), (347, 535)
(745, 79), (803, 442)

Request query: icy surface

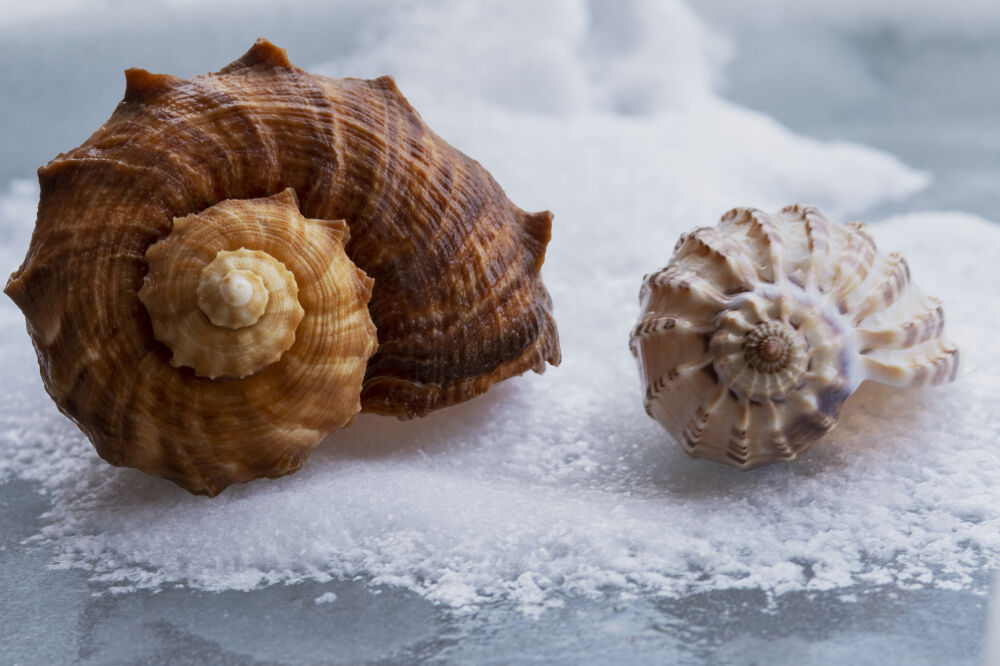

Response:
(1, 0), (997, 618)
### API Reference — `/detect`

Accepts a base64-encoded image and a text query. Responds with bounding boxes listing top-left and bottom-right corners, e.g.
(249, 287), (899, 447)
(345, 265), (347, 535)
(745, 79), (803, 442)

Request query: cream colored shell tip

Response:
(629, 205), (959, 470)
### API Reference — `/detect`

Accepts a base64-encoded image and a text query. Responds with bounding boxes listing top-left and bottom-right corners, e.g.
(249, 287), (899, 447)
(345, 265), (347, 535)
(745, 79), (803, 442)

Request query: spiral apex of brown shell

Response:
(629, 204), (959, 470)
(3, 39), (560, 495)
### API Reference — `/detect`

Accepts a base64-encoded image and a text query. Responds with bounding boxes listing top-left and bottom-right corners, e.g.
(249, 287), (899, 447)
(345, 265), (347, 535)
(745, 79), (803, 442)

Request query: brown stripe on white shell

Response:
(630, 205), (959, 470)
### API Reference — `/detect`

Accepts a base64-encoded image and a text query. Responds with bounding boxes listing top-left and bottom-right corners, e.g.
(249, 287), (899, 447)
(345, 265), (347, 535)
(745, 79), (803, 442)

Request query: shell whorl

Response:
(3, 40), (560, 494)
(630, 205), (959, 470)
(196, 252), (276, 331)
(139, 194), (322, 380)
(76, 189), (378, 495)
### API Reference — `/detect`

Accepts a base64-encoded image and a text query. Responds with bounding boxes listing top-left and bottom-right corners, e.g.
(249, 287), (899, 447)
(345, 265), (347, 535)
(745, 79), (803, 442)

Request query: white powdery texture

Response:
(1, 0), (997, 615)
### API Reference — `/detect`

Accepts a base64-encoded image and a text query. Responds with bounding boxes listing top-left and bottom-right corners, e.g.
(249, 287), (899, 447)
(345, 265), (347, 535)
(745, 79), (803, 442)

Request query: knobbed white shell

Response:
(630, 204), (960, 469)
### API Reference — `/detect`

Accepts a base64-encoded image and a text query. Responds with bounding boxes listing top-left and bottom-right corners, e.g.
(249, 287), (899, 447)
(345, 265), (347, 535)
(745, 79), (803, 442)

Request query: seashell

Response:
(629, 205), (959, 470)
(4, 40), (559, 495)
(24, 188), (376, 495)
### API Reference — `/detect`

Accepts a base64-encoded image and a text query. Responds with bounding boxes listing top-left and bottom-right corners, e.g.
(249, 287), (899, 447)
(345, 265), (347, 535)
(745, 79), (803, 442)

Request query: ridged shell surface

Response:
(4, 39), (560, 494)
(630, 205), (959, 469)
(15, 188), (376, 495)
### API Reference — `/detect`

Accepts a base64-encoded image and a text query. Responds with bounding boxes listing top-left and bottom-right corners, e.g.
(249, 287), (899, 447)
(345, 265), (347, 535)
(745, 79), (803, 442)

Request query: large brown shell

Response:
(4, 40), (560, 494)
(630, 205), (959, 470)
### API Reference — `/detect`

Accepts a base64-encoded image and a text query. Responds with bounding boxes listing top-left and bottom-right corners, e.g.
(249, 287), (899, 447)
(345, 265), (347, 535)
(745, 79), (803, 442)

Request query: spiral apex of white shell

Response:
(629, 204), (960, 470)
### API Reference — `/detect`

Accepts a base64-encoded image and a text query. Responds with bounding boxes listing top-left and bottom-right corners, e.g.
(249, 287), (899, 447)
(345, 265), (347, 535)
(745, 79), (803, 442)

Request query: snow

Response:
(1, 0), (998, 616)
(314, 592), (338, 605)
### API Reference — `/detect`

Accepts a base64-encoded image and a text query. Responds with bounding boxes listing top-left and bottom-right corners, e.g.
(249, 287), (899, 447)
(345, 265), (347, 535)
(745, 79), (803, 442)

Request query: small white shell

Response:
(630, 204), (960, 469)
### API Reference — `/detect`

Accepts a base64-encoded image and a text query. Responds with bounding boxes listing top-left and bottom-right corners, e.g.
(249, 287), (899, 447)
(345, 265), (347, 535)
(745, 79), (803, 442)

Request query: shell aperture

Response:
(4, 40), (560, 495)
(630, 205), (959, 470)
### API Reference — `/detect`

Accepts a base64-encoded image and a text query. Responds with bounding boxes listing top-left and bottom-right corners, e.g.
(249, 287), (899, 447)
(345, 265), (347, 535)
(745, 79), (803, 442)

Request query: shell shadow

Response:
(43, 380), (519, 506)
(626, 443), (848, 503)
(45, 455), (212, 510)
(311, 380), (520, 463)
(627, 379), (931, 502)
(833, 379), (951, 458)
(49, 374), (949, 506)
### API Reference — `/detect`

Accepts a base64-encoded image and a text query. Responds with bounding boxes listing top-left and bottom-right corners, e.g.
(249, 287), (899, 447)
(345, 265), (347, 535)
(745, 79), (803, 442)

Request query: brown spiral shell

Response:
(4, 40), (560, 495)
